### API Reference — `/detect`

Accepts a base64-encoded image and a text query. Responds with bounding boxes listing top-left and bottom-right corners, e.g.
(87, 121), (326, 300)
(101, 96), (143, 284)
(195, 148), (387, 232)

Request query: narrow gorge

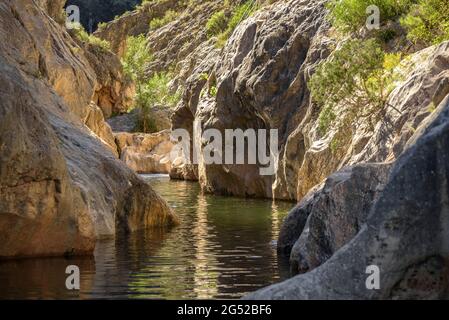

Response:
(1, 0), (449, 300)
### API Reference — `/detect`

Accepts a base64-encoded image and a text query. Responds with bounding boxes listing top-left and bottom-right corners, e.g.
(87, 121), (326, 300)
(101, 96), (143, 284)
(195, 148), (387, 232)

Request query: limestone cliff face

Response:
(1, 0), (130, 155)
(0, 0), (178, 259)
(94, 0), (447, 201)
(79, 41), (134, 118)
(163, 0), (447, 203)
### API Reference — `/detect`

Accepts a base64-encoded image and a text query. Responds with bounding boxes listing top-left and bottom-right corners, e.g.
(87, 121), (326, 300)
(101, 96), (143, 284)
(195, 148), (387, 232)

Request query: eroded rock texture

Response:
(278, 163), (391, 274)
(115, 130), (173, 174)
(0, 0), (178, 259)
(162, 0), (448, 203)
(247, 96), (449, 299)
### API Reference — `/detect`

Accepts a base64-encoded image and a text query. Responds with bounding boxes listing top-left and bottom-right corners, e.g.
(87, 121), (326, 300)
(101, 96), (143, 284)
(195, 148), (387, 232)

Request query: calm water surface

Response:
(0, 175), (293, 299)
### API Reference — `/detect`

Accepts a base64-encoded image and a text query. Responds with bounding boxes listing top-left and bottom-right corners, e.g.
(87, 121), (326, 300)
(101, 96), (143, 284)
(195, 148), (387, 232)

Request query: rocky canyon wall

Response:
(0, 0), (178, 259)
(93, 0), (449, 298)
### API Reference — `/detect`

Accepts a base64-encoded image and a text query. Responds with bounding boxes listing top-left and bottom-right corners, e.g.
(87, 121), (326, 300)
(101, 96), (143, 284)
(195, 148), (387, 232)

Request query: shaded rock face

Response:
(278, 163), (391, 274)
(84, 102), (119, 156)
(108, 109), (140, 133)
(0, 0), (178, 259)
(107, 106), (171, 133)
(115, 130), (173, 174)
(247, 96), (449, 300)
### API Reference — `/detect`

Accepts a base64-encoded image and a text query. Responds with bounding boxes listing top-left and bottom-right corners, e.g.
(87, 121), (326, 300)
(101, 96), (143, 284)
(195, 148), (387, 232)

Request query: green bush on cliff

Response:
(401, 0), (449, 45)
(149, 9), (180, 29)
(327, 0), (413, 32)
(122, 35), (180, 132)
(122, 34), (152, 82)
(135, 72), (180, 133)
(309, 39), (401, 135)
(68, 22), (111, 51)
(206, 11), (228, 38)
(216, 0), (259, 47)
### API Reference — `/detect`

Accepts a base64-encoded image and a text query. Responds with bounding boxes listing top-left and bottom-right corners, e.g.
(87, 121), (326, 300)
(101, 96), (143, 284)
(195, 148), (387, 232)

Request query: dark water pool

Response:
(0, 175), (293, 299)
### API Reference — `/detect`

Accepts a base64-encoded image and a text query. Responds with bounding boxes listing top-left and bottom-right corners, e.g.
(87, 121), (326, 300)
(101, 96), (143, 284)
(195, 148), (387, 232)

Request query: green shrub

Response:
(216, 0), (259, 47)
(68, 22), (111, 51)
(149, 9), (179, 29)
(327, 0), (413, 33)
(122, 35), (152, 82)
(401, 0), (449, 45)
(309, 39), (401, 135)
(143, 72), (181, 107)
(122, 35), (181, 132)
(206, 11), (228, 38)
(376, 28), (397, 43)
(136, 72), (181, 132)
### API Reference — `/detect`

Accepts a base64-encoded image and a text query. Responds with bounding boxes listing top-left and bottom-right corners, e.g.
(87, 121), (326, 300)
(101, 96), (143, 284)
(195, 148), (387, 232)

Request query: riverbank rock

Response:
(0, 0), (178, 259)
(115, 130), (173, 174)
(247, 95), (449, 300)
(278, 163), (391, 274)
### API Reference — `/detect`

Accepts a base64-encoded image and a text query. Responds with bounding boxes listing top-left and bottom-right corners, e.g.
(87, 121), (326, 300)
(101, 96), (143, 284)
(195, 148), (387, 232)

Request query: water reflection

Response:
(0, 175), (293, 299)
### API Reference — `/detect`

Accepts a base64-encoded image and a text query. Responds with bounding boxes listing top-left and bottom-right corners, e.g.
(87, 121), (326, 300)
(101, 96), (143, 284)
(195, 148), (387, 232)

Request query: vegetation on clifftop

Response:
(309, 0), (449, 147)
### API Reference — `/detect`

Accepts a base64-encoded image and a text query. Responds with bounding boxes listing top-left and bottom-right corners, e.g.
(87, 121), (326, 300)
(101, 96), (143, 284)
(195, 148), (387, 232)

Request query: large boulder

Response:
(247, 95), (449, 300)
(0, 0), (178, 259)
(278, 163), (391, 274)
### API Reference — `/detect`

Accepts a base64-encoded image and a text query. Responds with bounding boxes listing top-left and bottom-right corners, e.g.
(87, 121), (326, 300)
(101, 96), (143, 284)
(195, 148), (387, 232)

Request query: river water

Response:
(0, 175), (293, 299)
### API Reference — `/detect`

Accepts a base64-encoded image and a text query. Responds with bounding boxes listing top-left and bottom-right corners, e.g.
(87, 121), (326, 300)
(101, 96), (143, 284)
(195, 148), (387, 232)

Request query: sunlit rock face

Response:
(81, 42), (135, 118)
(0, 0), (178, 259)
(115, 130), (174, 174)
(248, 95), (449, 300)
(164, 0), (448, 202)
